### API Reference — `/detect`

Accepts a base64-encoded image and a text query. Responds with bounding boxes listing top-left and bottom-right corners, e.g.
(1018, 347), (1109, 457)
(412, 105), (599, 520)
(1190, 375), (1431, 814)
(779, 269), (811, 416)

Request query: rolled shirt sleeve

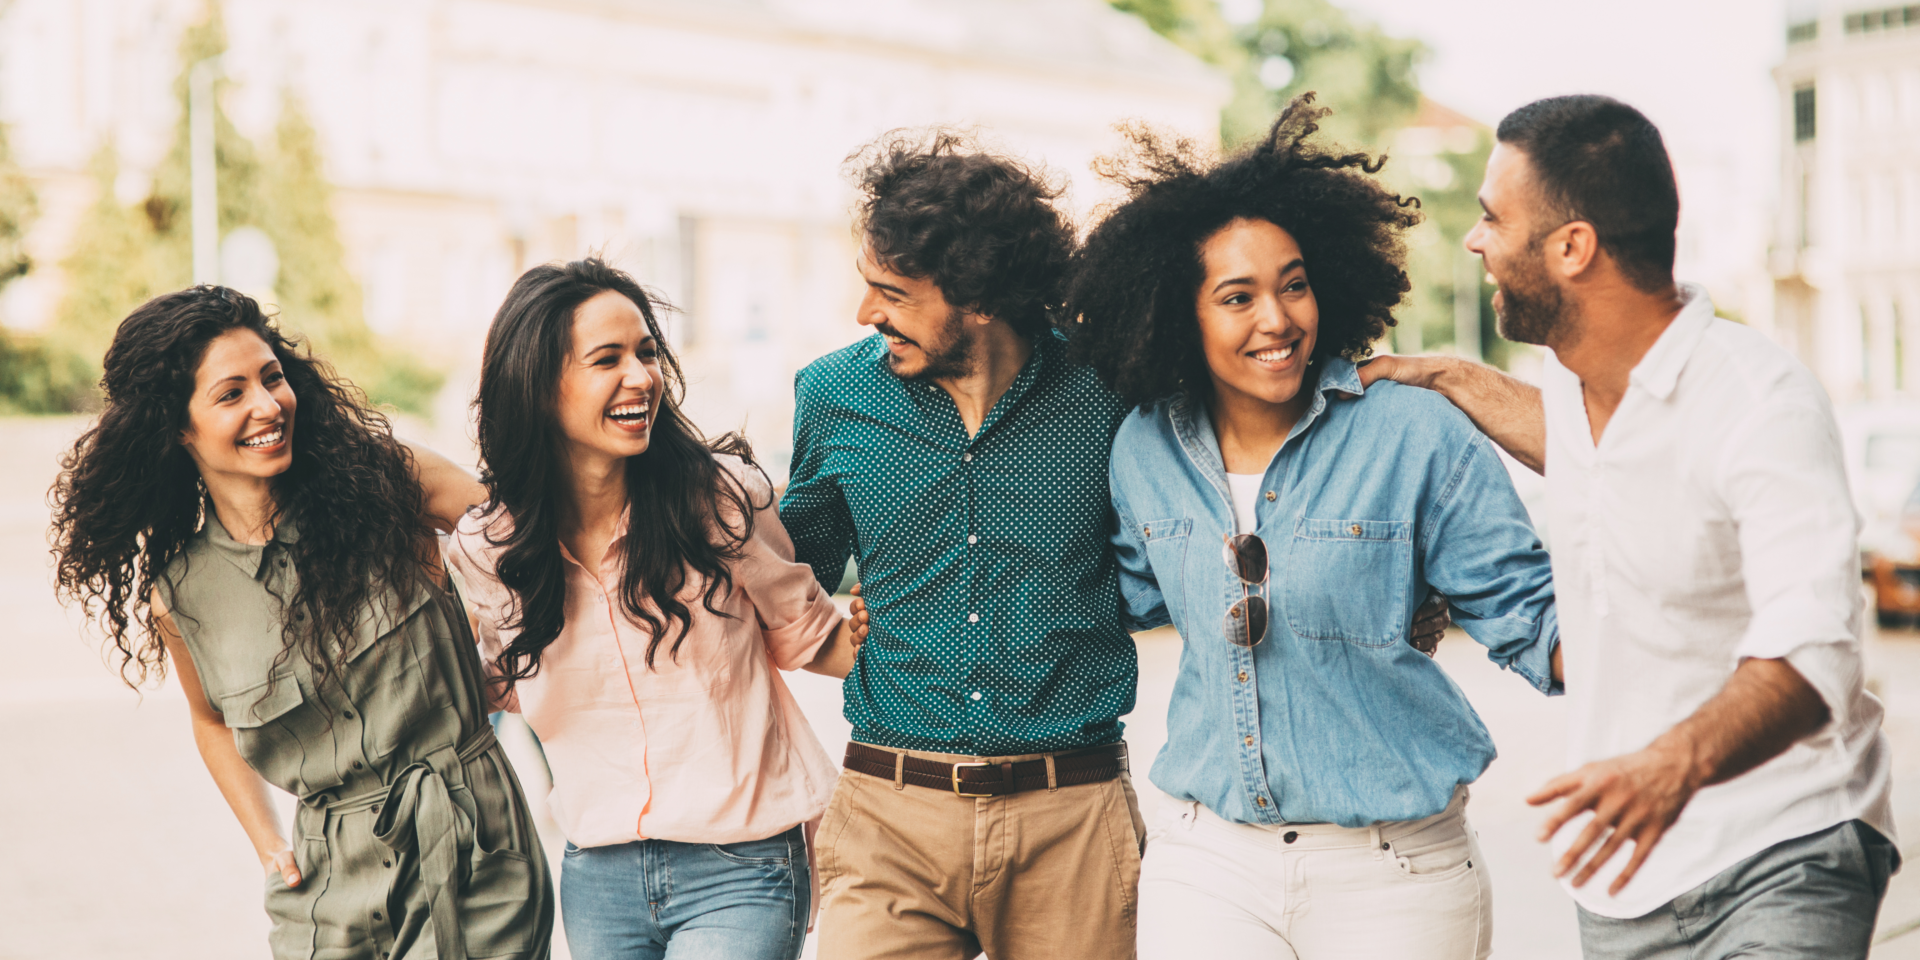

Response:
(780, 369), (859, 593)
(730, 463), (845, 671)
(446, 513), (522, 714)
(1719, 395), (1866, 734)
(1419, 431), (1562, 695)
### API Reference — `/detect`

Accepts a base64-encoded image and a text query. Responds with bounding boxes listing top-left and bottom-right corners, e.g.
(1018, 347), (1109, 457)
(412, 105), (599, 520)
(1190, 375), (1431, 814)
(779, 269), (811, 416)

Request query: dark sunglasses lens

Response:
(1225, 596), (1268, 647)
(1228, 534), (1268, 583)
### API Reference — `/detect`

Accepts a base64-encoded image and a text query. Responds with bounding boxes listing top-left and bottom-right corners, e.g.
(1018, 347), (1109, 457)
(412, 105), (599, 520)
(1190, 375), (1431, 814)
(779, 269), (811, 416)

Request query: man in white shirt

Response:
(1362, 94), (1897, 958)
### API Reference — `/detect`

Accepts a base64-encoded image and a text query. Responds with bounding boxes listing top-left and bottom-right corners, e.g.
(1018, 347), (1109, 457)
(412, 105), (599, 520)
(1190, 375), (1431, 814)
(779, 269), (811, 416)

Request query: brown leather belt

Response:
(844, 741), (1128, 797)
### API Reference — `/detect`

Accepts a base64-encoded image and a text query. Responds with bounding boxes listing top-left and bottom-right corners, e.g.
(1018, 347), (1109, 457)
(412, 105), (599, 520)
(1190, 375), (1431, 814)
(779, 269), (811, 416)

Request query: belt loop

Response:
(1370, 824), (1385, 860)
(1045, 754), (1058, 792)
(893, 751), (906, 791)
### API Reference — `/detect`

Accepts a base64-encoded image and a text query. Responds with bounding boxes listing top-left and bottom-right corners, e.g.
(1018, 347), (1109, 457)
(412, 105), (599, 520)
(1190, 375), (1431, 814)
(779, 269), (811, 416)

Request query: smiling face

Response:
(554, 289), (666, 470)
(178, 328), (297, 484)
(1194, 218), (1320, 417)
(1466, 143), (1570, 346)
(854, 243), (976, 381)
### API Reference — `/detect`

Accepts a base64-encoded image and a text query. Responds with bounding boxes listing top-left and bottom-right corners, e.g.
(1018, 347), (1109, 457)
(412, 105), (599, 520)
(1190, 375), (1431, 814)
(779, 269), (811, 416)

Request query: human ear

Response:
(1549, 221), (1600, 279)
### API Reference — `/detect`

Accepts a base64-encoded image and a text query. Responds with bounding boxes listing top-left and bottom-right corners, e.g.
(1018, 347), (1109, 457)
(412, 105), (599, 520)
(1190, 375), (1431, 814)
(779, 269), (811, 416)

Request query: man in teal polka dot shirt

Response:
(780, 131), (1143, 958)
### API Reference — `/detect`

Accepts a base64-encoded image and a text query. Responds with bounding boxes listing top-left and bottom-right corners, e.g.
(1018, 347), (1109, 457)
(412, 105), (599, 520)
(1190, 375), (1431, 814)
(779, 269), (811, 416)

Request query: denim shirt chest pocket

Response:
(1284, 517), (1412, 647)
(1138, 518), (1193, 627)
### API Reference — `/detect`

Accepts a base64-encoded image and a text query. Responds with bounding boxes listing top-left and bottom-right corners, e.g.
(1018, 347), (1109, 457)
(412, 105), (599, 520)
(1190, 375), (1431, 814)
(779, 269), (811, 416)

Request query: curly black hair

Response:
(51, 285), (433, 691)
(848, 129), (1074, 338)
(1064, 94), (1422, 409)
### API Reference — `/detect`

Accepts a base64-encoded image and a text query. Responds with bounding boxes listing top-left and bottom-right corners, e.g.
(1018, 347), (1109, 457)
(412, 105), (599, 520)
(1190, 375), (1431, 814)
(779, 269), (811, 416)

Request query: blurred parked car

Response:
(1842, 403), (1920, 627)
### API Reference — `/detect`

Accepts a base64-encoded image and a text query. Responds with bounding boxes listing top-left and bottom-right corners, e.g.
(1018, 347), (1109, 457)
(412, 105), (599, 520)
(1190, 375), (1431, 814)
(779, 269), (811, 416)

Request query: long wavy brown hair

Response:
(50, 285), (434, 690)
(474, 258), (763, 687)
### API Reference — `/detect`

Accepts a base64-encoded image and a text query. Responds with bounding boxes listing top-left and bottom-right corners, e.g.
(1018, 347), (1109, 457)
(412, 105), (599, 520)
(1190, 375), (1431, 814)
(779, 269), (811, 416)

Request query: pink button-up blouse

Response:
(447, 456), (842, 848)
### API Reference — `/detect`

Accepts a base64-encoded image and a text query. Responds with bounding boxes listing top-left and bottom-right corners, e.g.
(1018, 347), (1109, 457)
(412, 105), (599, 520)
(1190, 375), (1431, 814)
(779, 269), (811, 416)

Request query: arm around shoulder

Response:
(1360, 355), (1546, 474)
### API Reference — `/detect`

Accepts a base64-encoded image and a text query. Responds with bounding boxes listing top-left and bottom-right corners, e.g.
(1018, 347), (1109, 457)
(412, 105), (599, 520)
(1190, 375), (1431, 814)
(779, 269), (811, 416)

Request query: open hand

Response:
(848, 583), (870, 646)
(1410, 594), (1450, 656)
(264, 846), (302, 888)
(1526, 743), (1698, 895)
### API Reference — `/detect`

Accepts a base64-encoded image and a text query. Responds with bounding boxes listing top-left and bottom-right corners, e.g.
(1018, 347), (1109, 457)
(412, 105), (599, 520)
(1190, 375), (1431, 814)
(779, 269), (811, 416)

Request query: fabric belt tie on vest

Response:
(357, 726), (499, 960)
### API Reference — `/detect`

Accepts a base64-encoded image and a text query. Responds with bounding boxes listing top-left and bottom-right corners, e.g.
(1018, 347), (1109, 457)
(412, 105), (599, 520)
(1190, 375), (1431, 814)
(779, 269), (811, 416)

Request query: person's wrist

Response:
(1645, 728), (1709, 794)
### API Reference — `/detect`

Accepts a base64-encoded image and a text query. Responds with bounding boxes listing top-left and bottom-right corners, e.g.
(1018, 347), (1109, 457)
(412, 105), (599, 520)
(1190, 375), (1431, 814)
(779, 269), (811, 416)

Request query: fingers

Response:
(849, 582), (861, 596)
(1607, 824), (1666, 896)
(1356, 355), (1397, 388)
(1551, 798), (1613, 877)
(1568, 816), (1630, 886)
(268, 849), (302, 888)
(1525, 772), (1581, 809)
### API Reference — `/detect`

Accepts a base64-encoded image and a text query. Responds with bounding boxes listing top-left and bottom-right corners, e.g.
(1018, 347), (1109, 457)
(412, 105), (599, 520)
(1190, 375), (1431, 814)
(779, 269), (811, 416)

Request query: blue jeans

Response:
(560, 825), (809, 960)
(1578, 820), (1898, 959)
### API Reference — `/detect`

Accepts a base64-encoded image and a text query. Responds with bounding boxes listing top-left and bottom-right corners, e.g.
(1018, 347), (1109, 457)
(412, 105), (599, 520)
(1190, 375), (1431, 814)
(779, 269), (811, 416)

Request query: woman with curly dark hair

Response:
(50, 285), (554, 959)
(447, 258), (859, 959)
(1065, 95), (1563, 958)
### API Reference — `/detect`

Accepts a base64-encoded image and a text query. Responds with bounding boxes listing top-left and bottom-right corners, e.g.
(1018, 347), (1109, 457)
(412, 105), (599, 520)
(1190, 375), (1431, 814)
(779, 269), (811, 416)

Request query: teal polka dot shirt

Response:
(780, 332), (1136, 756)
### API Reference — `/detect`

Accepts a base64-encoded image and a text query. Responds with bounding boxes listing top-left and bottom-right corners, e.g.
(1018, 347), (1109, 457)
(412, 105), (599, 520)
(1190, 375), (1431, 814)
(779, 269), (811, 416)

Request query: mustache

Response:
(874, 323), (917, 346)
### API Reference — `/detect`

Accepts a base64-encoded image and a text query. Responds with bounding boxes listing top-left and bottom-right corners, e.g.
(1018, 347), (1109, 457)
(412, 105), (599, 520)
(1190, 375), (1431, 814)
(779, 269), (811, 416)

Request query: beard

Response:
(881, 306), (976, 381)
(1490, 242), (1569, 347)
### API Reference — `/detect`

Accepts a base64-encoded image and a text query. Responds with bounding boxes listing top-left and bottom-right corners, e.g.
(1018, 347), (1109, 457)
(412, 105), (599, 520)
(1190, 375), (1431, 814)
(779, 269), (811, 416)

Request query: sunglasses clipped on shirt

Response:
(1223, 533), (1269, 647)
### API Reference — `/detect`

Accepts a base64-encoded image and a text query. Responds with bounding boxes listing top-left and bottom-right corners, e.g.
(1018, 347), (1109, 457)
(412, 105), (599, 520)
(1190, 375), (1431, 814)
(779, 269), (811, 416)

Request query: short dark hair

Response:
(1064, 94), (1421, 410)
(848, 130), (1073, 338)
(1496, 95), (1678, 293)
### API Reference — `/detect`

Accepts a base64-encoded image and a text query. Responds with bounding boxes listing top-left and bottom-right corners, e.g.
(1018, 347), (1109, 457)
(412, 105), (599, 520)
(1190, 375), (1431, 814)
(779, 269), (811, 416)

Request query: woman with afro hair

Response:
(1065, 94), (1563, 958)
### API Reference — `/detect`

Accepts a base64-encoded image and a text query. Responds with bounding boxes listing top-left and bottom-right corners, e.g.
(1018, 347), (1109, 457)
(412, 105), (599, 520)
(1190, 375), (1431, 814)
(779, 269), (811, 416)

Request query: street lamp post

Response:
(189, 56), (223, 286)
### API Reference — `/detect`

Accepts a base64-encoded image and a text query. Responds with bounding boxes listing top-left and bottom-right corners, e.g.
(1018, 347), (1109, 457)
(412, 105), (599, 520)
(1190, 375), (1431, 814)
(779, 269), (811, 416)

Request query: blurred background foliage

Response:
(1108, 0), (1508, 366)
(0, 1), (440, 415)
(0, 0), (1507, 415)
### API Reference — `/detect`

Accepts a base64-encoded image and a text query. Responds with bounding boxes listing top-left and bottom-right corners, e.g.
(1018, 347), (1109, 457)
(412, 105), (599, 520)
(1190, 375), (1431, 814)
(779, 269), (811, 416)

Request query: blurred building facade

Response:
(0, 0), (1226, 471)
(1771, 2), (1920, 402)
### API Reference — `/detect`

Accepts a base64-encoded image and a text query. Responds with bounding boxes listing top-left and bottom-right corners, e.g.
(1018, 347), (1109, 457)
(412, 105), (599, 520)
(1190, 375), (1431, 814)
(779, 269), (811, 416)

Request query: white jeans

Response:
(1137, 787), (1492, 960)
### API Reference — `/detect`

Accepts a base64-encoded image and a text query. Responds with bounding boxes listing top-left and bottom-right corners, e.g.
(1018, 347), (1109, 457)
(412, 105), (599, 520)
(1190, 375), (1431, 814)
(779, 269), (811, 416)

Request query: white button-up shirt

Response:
(1541, 283), (1893, 918)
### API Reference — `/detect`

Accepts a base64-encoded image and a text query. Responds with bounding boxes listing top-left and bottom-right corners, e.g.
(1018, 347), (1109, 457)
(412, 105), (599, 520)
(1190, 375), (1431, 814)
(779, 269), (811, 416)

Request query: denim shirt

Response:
(1110, 358), (1560, 828)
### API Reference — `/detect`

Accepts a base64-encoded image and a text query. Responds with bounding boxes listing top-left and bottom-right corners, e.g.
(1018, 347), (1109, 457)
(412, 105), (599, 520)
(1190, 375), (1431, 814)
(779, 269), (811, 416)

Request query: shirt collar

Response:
(202, 508), (300, 581)
(1627, 282), (1716, 402)
(1166, 355), (1362, 465)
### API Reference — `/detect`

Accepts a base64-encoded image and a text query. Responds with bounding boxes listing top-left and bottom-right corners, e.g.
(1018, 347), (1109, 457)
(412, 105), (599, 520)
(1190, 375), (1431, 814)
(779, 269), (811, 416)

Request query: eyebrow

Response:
(854, 257), (913, 299)
(584, 336), (656, 356)
(206, 374), (246, 398)
(1210, 258), (1306, 294)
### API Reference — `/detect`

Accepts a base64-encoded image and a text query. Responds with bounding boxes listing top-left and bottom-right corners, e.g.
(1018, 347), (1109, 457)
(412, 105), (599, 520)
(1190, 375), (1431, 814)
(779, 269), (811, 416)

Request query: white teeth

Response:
(1252, 345), (1295, 363)
(609, 403), (650, 418)
(241, 429), (282, 448)
(884, 335), (907, 344)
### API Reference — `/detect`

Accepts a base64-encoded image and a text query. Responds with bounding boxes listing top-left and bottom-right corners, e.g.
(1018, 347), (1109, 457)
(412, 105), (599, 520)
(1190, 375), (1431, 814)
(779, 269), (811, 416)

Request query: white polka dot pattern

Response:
(779, 332), (1135, 756)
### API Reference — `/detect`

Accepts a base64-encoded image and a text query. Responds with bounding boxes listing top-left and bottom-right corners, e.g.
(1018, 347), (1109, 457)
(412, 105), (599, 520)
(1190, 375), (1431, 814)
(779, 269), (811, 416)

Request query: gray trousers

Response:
(1578, 820), (1899, 959)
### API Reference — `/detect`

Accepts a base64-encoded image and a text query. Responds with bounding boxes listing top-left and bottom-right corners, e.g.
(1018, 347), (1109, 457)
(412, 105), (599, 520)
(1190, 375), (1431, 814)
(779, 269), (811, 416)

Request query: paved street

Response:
(5, 413), (1920, 958)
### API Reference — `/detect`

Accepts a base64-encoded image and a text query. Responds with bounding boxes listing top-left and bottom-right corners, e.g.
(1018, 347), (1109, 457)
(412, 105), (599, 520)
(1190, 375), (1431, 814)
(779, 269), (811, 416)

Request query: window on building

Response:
(1788, 19), (1818, 42)
(1794, 86), (1818, 141)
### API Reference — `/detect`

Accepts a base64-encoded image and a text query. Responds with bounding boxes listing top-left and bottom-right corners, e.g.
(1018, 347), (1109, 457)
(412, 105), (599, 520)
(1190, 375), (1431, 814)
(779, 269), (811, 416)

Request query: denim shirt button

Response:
(1265, 491), (1276, 502)
(1349, 524), (1363, 536)
(1255, 796), (1269, 807)
(1243, 735), (1255, 746)
(1237, 671), (1249, 682)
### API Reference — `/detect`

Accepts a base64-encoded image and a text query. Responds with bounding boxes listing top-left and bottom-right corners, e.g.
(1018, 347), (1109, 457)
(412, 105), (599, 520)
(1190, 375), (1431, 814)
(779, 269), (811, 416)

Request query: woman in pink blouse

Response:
(447, 258), (862, 960)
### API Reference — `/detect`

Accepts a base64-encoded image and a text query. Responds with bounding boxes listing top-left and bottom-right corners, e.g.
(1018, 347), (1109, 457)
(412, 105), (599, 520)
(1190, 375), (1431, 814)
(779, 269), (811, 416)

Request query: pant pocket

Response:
(1385, 814), (1476, 883)
(460, 846), (541, 955)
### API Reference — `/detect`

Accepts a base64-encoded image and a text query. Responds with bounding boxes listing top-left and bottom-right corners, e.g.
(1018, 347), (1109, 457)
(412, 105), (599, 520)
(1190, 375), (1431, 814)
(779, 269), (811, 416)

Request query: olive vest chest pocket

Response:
(1283, 518), (1412, 647)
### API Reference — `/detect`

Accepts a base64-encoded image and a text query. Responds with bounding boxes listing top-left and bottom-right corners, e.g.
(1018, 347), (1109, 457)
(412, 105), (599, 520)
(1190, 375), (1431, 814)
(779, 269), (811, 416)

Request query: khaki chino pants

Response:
(813, 745), (1147, 960)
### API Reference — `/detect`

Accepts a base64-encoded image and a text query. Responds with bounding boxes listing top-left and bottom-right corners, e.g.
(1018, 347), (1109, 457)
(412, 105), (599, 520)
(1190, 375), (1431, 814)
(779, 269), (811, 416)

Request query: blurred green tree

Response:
(0, 120), (98, 413)
(1111, 0), (1513, 367)
(144, 2), (266, 290)
(264, 91), (441, 414)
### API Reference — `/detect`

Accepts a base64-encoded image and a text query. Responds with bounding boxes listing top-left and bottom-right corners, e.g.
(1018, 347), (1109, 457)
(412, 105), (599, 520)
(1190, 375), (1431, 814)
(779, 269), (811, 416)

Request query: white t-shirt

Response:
(1541, 283), (1892, 918)
(1226, 472), (1266, 534)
